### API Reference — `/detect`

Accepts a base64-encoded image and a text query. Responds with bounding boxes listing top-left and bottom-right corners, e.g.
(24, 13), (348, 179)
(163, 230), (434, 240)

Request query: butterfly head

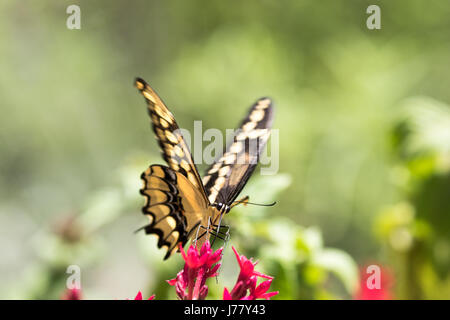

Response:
(211, 202), (231, 215)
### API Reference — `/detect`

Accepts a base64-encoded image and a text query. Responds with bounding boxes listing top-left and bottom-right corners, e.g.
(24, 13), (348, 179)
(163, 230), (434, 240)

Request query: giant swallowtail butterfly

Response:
(135, 77), (274, 259)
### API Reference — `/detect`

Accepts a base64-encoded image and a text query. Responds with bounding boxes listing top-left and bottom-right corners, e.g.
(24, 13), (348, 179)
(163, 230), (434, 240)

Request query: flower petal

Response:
(253, 279), (272, 296)
(232, 246), (244, 269)
(261, 291), (279, 299)
(223, 288), (232, 300)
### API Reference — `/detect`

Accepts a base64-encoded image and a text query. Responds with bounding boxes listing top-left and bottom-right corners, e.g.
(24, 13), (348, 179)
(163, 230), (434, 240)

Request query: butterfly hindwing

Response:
(140, 165), (209, 259)
(135, 78), (206, 193)
(202, 97), (274, 205)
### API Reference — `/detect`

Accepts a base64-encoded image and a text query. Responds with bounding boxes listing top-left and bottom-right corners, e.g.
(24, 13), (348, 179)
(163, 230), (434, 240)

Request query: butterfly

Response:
(135, 77), (274, 259)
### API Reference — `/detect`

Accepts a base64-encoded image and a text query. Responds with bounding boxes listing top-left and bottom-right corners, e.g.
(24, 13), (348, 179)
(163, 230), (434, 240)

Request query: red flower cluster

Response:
(223, 246), (278, 300)
(61, 240), (278, 300)
(168, 240), (278, 300)
(167, 241), (223, 300)
(61, 288), (155, 300)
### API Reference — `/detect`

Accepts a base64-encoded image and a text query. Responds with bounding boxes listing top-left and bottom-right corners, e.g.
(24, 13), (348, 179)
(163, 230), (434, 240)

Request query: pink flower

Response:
(60, 285), (155, 300)
(167, 240), (223, 300)
(61, 288), (82, 300)
(223, 246), (278, 300)
(167, 241), (278, 300)
(134, 291), (155, 300)
(354, 264), (394, 300)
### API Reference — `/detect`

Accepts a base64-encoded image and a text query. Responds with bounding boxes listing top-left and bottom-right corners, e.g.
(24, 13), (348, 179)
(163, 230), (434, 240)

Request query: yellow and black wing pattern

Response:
(135, 77), (273, 259)
(135, 78), (213, 259)
(140, 164), (208, 259)
(202, 97), (274, 205)
(135, 78), (205, 192)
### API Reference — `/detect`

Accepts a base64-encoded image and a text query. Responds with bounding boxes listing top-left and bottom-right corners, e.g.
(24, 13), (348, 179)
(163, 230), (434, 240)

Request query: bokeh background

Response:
(1, 1), (449, 300)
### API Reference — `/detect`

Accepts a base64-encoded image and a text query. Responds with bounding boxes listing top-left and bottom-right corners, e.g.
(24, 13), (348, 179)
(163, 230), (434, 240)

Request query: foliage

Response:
(375, 97), (450, 299)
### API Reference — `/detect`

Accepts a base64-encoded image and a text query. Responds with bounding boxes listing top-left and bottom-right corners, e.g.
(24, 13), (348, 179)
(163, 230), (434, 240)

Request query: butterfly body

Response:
(135, 77), (273, 259)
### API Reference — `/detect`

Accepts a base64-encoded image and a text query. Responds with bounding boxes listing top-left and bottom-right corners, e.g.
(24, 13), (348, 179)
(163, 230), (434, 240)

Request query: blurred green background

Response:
(1, 0), (449, 299)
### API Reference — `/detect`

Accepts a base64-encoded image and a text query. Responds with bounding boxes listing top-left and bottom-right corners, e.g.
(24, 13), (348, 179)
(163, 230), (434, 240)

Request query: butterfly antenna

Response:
(232, 200), (277, 207)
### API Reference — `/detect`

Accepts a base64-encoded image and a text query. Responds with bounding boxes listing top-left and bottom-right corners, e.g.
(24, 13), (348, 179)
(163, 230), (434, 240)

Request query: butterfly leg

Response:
(193, 216), (213, 247)
(213, 223), (231, 282)
(211, 224), (230, 248)
(194, 215), (230, 247)
(197, 224), (229, 241)
(211, 224), (230, 240)
(211, 212), (226, 246)
(194, 220), (230, 280)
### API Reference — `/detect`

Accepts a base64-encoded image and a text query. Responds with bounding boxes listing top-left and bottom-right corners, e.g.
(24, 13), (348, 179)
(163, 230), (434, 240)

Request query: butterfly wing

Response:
(140, 165), (209, 259)
(135, 78), (218, 257)
(135, 78), (207, 195)
(202, 97), (274, 205)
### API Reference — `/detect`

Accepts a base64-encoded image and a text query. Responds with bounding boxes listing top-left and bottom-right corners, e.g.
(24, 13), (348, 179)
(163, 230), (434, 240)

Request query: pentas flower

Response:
(61, 288), (82, 300)
(61, 288), (155, 300)
(134, 291), (155, 300)
(354, 264), (394, 300)
(59, 241), (278, 300)
(168, 241), (278, 300)
(223, 246), (278, 300)
(167, 240), (223, 300)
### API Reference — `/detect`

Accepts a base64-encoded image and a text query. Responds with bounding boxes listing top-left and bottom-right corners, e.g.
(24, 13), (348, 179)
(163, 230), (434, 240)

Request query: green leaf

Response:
(312, 248), (359, 295)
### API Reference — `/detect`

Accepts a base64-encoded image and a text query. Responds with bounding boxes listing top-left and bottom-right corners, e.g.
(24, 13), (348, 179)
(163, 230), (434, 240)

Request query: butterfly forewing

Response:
(135, 78), (206, 194)
(202, 97), (274, 205)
